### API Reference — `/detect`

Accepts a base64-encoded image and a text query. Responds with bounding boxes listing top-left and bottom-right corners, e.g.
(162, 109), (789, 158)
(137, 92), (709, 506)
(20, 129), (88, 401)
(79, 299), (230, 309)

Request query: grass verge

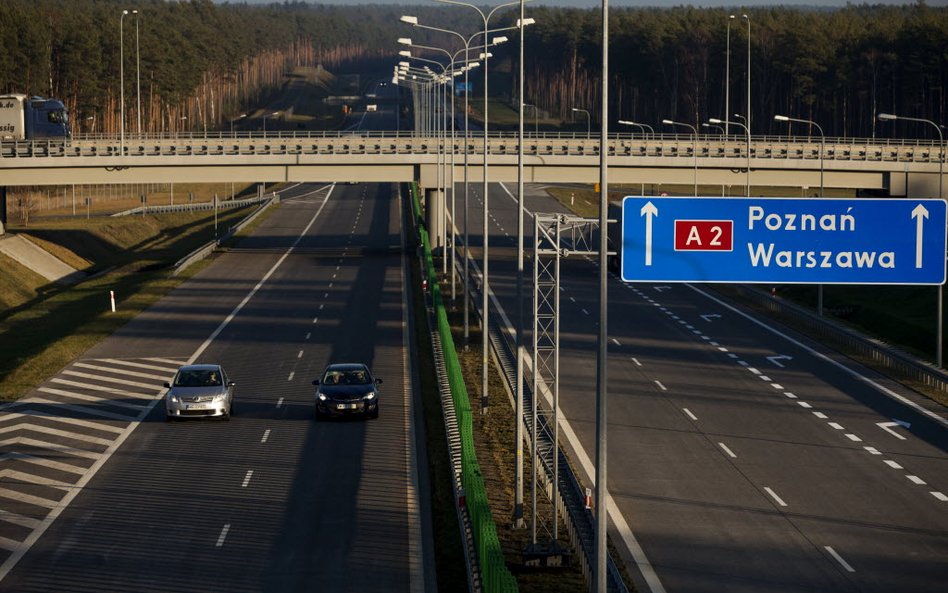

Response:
(0, 206), (252, 400)
(441, 299), (587, 593)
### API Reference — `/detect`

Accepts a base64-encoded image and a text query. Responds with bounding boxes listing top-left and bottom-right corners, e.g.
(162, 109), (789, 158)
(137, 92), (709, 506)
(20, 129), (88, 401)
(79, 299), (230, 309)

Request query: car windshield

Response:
(322, 369), (370, 385)
(174, 369), (222, 387)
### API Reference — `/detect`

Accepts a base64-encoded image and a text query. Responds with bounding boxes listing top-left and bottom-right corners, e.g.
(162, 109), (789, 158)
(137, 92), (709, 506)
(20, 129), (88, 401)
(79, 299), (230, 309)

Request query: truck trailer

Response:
(0, 94), (70, 141)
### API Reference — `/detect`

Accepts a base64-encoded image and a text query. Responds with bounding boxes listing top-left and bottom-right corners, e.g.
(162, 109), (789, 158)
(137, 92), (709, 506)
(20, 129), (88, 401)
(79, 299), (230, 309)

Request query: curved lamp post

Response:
(775, 114), (826, 316)
(617, 119), (653, 138)
(710, 117), (750, 196)
(662, 119), (698, 196)
(571, 107), (590, 136)
(879, 112), (945, 366)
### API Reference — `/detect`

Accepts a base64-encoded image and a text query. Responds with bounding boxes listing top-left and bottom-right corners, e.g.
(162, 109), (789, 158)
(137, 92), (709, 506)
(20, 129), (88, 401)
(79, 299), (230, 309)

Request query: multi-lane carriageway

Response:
(0, 177), (946, 593)
(0, 182), (432, 592)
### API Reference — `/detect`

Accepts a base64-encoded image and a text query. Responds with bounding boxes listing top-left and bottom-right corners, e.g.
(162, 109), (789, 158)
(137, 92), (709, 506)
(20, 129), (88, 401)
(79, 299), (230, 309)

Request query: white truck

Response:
(0, 94), (70, 141)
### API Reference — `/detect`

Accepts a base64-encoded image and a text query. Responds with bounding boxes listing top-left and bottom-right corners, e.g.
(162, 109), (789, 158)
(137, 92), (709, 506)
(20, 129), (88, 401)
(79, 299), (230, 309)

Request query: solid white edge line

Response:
(0, 183), (336, 585)
(687, 283), (948, 429)
(400, 196), (425, 593)
(477, 246), (668, 593)
(824, 546), (856, 572)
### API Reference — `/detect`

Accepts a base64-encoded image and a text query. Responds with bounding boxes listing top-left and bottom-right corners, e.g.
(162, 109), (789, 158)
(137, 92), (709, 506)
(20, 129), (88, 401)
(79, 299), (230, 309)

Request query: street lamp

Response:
(120, 9), (128, 153)
(263, 111), (279, 135)
(742, 13), (751, 135)
(617, 119), (653, 138)
(572, 107), (590, 136)
(774, 115), (824, 197)
(134, 10), (141, 136)
(710, 117), (750, 196)
(86, 115), (96, 136)
(726, 15), (735, 136)
(662, 119), (698, 196)
(775, 114), (826, 316)
(879, 111), (945, 366)
(702, 122), (724, 135)
(523, 103), (539, 136)
(231, 113), (246, 135)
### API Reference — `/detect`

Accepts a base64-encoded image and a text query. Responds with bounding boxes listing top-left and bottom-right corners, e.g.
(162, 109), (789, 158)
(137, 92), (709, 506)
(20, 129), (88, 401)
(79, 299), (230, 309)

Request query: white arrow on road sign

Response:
(641, 201), (658, 266)
(912, 203), (929, 269)
(766, 355), (792, 368)
(701, 314), (722, 322)
(877, 420), (910, 440)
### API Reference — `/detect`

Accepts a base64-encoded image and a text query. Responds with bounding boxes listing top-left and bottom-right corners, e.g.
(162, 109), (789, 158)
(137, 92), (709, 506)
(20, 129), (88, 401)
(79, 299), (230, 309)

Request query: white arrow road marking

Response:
(766, 355), (793, 368)
(641, 201), (658, 266)
(701, 314), (722, 322)
(912, 203), (929, 268)
(877, 420), (909, 440)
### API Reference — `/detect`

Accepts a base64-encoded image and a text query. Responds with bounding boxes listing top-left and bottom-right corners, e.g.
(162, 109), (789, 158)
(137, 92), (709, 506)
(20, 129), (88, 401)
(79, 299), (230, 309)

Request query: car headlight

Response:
(318, 393), (327, 401)
(364, 392), (376, 401)
(168, 393), (179, 403)
(213, 393), (227, 401)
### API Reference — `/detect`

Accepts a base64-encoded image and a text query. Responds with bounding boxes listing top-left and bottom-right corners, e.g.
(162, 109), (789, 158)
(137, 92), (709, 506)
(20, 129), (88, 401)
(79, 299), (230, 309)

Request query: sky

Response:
(218, 0), (945, 6)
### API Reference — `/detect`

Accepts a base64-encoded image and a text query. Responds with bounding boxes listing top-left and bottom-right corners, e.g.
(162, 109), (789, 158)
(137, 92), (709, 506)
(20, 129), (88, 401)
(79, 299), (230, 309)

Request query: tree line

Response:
(0, 1), (943, 140)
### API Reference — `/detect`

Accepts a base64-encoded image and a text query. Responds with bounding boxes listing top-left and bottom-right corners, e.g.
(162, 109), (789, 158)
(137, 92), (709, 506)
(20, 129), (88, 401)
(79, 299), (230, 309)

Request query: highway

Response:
(0, 166), (433, 591)
(452, 180), (948, 593)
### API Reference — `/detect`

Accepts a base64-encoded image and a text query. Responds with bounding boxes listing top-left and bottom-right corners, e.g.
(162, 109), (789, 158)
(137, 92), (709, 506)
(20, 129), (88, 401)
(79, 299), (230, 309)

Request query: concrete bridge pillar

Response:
(424, 187), (444, 250)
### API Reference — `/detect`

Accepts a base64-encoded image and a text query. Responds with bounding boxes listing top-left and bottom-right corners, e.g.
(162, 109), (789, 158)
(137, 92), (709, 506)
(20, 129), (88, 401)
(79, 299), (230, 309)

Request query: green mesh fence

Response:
(410, 183), (518, 593)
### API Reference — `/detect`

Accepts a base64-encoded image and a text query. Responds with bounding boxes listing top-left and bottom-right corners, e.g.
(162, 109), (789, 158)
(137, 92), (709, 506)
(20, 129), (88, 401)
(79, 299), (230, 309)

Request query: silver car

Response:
(164, 364), (235, 421)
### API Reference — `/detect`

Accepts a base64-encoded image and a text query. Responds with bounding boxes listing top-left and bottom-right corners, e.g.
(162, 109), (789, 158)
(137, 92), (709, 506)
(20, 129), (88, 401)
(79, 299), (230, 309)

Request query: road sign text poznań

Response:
(620, 197), (947, 285)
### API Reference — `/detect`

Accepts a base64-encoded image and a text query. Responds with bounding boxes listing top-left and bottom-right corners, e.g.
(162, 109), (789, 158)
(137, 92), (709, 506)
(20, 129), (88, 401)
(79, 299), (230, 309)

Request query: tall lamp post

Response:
(710, 117), (750, 196)
(702, 122), (725, 136)
(726, 14), (735, 136)
(120, 9), (129, 153)
(775, 114), (826, 316)
(134, 10), (141, 136)
(595, 0), (610, 588)
(662, 119), (698, 196)
(572, 107), (591, 136)
(431, 0), (527, 417)
(879, 112), (945, 366)
(742, 13), (751, 135)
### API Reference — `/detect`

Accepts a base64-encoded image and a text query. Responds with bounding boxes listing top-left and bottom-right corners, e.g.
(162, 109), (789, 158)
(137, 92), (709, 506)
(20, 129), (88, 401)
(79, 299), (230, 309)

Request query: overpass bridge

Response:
(0, 131), (943, 207)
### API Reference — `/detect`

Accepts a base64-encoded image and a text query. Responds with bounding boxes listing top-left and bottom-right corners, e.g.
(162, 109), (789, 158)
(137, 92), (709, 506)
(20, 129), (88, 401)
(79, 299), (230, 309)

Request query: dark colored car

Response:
(313, 363), (381, 420)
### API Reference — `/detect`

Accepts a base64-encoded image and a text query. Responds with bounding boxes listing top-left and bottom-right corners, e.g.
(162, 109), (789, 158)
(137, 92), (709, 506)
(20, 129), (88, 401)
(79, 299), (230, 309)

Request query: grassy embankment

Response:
(0, 202), (267, 400)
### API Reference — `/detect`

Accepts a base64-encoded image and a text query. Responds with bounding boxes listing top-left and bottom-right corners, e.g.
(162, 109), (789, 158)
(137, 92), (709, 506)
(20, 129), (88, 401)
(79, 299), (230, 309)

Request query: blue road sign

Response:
(620, 197), (947, 285)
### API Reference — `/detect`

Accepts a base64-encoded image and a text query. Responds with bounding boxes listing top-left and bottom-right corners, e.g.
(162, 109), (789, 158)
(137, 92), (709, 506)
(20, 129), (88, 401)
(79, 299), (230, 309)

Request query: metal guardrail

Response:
(113, 194), (269, 217)
(723, 284), (948, 394)
(171, 195), (276, 276)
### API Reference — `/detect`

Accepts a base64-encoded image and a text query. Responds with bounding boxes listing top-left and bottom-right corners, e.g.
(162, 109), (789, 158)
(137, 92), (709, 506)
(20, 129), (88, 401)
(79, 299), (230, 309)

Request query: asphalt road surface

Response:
(449, 180), (948, 593)
(0, 181), (433, 592)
